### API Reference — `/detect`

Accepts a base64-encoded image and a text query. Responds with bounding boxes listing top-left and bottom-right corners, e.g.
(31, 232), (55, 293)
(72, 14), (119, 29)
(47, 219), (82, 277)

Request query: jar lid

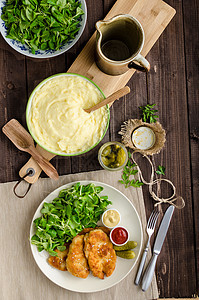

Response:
(119, 119), (166, 155)
(132, 126), (156, 150)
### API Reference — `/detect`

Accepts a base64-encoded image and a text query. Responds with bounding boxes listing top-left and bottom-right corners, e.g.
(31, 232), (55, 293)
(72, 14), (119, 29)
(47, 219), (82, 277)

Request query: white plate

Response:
(30, 181), (143, 292)
(0, 0), (87, 58)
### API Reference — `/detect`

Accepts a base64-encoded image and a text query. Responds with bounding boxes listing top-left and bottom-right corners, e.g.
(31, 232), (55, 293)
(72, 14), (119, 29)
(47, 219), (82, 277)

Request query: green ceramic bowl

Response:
(26, 73), (110, 156)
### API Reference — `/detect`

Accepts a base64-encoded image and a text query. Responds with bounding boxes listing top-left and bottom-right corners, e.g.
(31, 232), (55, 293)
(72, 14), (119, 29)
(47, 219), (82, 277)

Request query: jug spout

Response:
(95, 20), (106, 33)
(95, 17), (117, 32)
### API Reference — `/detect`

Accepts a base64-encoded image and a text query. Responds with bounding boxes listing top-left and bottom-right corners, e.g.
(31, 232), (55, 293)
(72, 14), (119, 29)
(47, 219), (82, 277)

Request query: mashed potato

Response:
(28, 75), (109, 154)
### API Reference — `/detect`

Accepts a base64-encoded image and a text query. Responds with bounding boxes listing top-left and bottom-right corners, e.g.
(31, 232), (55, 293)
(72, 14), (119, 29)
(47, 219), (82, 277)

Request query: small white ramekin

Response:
(110, 226), (129, 246)
(101, 208), (121, 229)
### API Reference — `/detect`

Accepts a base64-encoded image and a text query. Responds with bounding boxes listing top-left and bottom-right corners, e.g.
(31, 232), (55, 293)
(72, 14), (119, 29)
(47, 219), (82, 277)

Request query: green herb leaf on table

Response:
(1, 0), (84, 54)
(129, 180), (144, 188)
(139, 103), (159, 123)
(31, 183), (112, 256)
(155, 165), (165, 175)
(119, 151), (143, 188)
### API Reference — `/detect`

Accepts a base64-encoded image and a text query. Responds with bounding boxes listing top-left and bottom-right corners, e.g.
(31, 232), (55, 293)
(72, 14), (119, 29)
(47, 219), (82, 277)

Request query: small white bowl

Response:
(101, 208), (121, 229)
(110, 226), (129, 246)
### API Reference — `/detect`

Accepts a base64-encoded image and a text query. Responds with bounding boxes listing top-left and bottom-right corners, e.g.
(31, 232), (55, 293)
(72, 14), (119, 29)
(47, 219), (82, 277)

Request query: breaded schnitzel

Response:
(66, 234), (89, 278)
(48, 245), (69, 271)
(79, 226), (111, 236)
(84, 229), (116, 279)
(48, 227), (116, 280)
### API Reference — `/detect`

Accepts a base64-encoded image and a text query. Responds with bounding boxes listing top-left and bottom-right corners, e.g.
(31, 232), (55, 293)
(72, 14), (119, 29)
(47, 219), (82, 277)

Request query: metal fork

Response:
(134, 209), (160, 285)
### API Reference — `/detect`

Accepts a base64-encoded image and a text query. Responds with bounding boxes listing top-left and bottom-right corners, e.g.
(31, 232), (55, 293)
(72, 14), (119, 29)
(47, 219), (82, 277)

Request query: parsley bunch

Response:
(1, 0), (84, 54)
(139, 103), (159, 123)
(119, 152), (143, 188)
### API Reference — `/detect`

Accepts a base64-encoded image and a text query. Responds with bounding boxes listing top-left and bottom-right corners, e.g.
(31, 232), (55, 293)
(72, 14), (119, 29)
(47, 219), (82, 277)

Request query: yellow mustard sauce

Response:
(102, 209), (120, 228)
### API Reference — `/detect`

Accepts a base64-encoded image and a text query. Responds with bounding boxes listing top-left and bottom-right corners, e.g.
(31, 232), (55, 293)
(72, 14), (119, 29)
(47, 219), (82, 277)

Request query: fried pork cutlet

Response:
(84, 229), (116, 279)
(48, 245), (69, 271)
(79, 226), (111, 236)
(66, 234), (89, 278)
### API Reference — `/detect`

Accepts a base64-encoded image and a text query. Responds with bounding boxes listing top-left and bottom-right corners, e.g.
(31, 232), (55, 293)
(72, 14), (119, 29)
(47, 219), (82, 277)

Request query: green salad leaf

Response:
(119, 151), (143, 188)
(31, 183), (112, 256)
(1, 0), (84, 54)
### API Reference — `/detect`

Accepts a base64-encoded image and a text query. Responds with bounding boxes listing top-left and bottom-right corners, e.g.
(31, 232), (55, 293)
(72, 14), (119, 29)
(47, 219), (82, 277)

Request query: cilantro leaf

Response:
(119, 151), (143, 188)
(155, 165), (165, 175)
(139, 103), (159, 123)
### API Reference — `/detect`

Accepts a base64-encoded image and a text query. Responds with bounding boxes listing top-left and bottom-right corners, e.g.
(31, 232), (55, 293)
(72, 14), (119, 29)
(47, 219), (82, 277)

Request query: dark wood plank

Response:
(104, 0), (197, 297)
(182, 0), (199, 292)
(103, 0), (116, 16)
(0, 36), (29, 182)
(0, 0), (198, 298)
(145, 0), (197, 297)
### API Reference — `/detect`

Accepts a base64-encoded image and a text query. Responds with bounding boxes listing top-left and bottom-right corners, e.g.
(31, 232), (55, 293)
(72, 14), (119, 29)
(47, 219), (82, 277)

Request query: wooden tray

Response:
(19, 0), (176, 183)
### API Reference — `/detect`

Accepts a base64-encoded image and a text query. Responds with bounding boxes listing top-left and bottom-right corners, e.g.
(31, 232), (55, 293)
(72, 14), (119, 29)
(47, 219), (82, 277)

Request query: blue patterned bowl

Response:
(0, 0), (87, 58)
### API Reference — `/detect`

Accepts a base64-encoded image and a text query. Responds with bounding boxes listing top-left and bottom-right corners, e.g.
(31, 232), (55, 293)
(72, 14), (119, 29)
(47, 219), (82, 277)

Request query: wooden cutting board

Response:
(19, 0), (176, 183)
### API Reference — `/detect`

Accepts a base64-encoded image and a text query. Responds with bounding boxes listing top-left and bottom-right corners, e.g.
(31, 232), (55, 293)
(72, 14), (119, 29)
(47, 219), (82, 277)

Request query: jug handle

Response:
(128, 53), (150, 72)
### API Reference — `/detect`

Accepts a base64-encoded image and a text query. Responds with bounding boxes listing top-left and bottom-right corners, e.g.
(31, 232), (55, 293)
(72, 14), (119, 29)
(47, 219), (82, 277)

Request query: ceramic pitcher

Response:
(95, 15), (150, 75)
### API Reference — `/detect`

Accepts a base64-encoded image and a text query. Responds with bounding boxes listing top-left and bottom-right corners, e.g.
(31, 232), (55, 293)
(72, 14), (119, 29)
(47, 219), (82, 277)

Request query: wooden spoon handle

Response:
(28, 146), (59, 180)
(19, 145), (55, 184)
(84, 86), (130, 113)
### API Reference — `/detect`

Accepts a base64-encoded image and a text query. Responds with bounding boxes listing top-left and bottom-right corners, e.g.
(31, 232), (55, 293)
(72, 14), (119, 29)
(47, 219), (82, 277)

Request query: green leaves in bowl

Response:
(1, 0), (84, 54)
(31, 183), (112, 256)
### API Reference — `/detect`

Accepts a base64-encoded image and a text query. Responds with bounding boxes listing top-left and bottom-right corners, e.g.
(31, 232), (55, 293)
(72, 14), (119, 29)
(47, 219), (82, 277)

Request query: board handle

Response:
(19, 145), (55, 183)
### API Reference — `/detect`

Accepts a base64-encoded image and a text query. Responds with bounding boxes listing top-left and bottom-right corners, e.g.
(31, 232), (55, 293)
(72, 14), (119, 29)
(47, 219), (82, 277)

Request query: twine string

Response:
(152, 156), (161, 198)
(131, 151), (185, 209)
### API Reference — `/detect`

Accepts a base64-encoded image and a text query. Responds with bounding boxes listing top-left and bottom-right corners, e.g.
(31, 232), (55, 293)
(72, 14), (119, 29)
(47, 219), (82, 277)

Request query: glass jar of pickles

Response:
(98, 141), (128, 171)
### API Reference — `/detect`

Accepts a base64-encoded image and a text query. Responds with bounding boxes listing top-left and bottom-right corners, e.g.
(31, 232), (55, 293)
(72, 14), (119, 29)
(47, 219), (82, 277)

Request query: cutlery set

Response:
(135, 205), (175, 291)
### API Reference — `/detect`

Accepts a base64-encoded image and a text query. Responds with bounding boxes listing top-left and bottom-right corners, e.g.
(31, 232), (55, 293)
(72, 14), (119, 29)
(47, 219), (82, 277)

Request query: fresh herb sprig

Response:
(1, 0), (84, 54)
(31, 183), (111, 256)
(119, 151), (143, 188)
(155, 165), (165, 175)
(139, 103), (159, 123)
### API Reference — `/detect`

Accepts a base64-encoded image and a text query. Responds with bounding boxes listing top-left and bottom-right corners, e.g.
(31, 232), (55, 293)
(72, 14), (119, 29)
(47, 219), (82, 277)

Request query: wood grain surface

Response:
(19, 0), (175, 184)
(0, 0), (198, 298)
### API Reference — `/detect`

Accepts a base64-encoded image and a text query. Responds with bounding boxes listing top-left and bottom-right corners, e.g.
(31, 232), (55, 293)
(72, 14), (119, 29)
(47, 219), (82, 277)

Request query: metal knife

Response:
(141, 205), (175, 292)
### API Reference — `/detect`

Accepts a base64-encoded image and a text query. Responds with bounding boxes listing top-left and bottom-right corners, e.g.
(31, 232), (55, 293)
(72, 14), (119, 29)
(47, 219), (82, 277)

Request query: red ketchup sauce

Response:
(111, 227), (128, 245)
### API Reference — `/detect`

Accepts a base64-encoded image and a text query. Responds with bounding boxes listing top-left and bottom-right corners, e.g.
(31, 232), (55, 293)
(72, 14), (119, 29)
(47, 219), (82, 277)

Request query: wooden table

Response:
(0, 0), (198, 298)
